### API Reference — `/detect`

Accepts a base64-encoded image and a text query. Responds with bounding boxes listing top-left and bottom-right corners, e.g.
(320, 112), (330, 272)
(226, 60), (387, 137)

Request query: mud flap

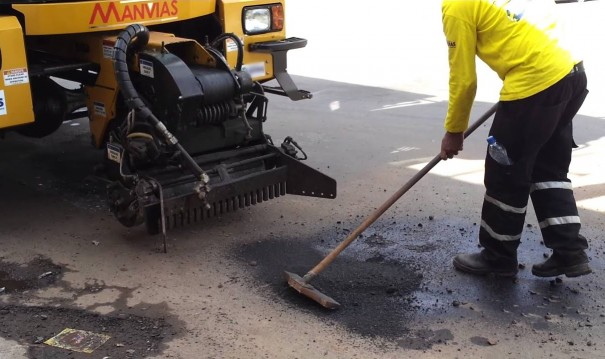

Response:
(280, 153), (336, 199)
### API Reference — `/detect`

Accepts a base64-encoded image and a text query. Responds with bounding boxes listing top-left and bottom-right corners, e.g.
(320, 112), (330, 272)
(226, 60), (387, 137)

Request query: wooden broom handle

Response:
(303, 103), (498, 282)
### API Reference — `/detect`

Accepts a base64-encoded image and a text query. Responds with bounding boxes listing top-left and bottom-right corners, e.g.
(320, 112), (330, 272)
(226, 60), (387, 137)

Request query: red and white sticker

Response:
(225, 38), (244, 52)
(3, 68), (29, 86)
(0, 90), (6, 115)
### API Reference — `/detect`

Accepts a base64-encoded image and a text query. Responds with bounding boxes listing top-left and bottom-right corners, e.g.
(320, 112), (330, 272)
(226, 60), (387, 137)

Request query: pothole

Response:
(0, 256), (64, 294)
(0, 304), (175, 359)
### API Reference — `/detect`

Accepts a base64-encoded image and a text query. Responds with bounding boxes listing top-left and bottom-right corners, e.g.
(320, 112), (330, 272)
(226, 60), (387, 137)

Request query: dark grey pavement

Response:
(1, 74), (604, 358)
(1, 1), (604, 356)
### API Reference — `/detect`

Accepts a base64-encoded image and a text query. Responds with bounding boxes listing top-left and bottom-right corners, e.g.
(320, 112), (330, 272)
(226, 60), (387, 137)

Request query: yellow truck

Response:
(0, 0), (335, 233)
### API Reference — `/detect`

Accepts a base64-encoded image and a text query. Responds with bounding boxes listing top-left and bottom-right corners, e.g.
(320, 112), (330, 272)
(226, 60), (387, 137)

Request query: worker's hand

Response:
(440, 131), (464, 160)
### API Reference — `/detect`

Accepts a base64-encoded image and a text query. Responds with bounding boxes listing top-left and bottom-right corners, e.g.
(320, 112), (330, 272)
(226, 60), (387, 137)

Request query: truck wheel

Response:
(17, 78), (67, 138)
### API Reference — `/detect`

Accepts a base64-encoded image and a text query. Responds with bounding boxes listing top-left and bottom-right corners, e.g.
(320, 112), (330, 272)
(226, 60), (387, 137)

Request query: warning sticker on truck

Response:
(93, 102), (107, 118)
(3, 68), (29, 86)
(226, 38), (244, 52)
(0, 90), (6, 115)
(107, 143), (123, 164)
(103, 45), (114, 59)
(140, 59), (154, 78)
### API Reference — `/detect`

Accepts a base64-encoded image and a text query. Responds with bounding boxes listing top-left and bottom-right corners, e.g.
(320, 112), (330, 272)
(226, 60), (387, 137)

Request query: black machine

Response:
(105, 25), (336, 234)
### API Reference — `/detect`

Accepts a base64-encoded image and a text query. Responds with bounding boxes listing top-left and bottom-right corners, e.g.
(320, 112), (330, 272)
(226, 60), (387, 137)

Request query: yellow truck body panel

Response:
(0, 16), (34, 129)
(13, 0), (216, 35)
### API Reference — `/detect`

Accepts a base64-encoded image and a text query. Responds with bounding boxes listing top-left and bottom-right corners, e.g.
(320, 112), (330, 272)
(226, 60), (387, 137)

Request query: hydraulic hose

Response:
(210, 33), (244, 71)
(113, 24), (210, 188)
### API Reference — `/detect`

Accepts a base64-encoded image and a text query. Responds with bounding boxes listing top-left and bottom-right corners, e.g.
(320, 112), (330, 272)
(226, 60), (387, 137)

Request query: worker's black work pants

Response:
(479, 71), (589, 263)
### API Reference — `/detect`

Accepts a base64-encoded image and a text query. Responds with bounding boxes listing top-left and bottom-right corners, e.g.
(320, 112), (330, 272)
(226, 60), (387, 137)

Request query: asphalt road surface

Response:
(1, 1), (604, 358)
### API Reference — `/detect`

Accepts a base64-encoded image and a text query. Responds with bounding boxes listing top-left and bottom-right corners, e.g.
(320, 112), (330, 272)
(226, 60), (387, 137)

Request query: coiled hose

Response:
(113, 24), (209, 186)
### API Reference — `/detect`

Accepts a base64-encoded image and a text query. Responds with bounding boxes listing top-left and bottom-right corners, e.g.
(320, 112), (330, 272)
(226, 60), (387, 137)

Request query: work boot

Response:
(453, 250), (518, 277)
(532, 250), (592, 278)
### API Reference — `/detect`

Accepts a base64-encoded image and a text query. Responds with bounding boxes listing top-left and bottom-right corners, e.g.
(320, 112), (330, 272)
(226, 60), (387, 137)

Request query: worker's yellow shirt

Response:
(442, 0), (578, 133)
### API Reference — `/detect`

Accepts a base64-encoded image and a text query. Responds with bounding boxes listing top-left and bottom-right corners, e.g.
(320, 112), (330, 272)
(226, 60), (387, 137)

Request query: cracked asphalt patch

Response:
(236, 236), (424, 339)
(0, 257), (182, 359)
(235, 218), (605, 354)
(0, 256), (64, 294)
(0, 305), (172, 359)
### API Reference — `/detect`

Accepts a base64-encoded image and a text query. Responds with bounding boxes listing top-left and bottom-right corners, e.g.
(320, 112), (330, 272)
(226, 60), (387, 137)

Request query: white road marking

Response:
(390, 146), (419, 154)
(371, 97), (443, 112)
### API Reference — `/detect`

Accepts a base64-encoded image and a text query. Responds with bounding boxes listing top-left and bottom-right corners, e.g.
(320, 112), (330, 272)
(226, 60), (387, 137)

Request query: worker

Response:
(440, 0), (591, 278)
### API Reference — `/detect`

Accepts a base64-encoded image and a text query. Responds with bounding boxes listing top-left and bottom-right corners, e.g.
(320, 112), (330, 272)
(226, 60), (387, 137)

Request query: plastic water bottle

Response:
(487, 136), (513, 165)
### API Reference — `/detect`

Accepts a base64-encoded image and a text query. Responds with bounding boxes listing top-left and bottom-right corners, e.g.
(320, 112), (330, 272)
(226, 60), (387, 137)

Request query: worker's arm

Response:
(440, 13), (478, 159)
(443, 14), (477, 132)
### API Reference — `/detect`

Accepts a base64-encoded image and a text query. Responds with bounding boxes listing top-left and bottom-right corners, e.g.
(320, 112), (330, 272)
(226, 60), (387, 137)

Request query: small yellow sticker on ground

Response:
(44, 328), (111, 353)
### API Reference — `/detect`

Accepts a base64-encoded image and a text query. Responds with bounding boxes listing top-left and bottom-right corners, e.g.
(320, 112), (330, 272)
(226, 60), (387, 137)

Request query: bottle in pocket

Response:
(487, 136), (513, 165)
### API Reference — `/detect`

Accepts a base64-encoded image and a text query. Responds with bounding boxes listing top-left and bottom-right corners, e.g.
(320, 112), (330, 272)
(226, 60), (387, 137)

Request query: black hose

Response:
(113, 24), (209, 185)
(210, 33), (244, 71)
(113, 24), (156, 125)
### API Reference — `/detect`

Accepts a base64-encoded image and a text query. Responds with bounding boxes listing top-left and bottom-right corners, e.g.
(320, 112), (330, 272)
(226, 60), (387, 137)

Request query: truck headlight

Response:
(243, 4), (284, 34)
